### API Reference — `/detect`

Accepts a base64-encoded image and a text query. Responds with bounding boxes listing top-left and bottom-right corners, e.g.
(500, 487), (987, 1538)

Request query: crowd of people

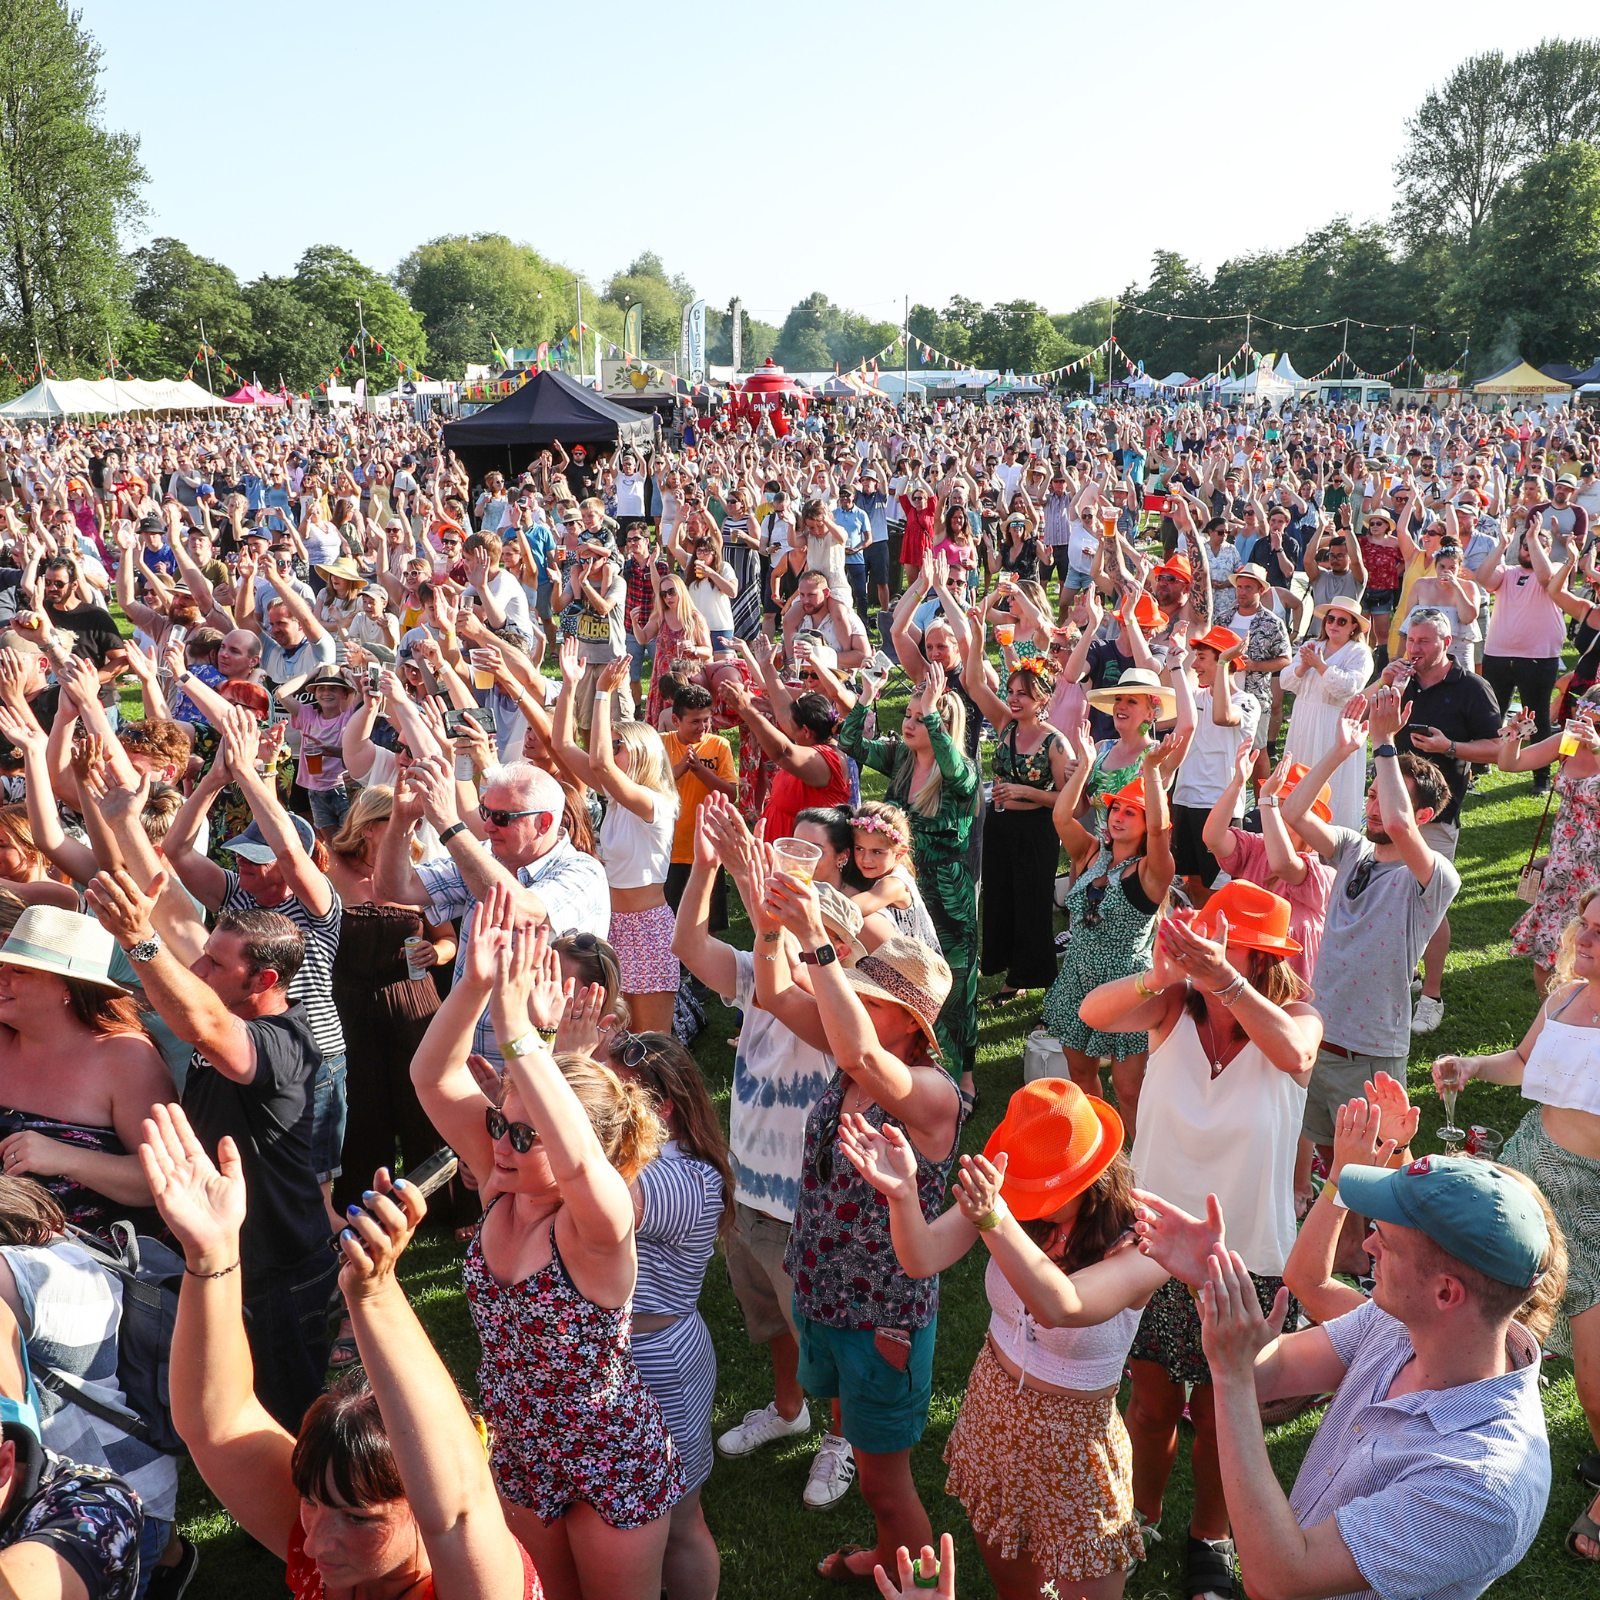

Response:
(0, 384), (1593, 1600)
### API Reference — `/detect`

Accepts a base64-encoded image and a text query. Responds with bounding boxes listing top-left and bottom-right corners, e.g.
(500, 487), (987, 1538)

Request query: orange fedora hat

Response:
(1280, 762), (1333, 824)
(983, 1079), (1124, 1222)
(1194, 879), (1302, 955)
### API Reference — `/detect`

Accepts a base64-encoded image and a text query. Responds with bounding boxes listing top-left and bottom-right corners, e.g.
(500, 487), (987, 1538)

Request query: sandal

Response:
(1131, 1511), (1161, 1570)
(983, 988), (1021, 1009)
(1577, 1451), (1600, 1490)
(1184, 1534), (1237, 1599)
(817, 1545), (877, 1585)
(1566, 1489), (1600, 1560)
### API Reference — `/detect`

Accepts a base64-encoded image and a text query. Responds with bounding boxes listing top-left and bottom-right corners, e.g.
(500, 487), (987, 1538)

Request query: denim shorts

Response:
(310, 1052), (348, 1182)
(625, 632), (655, 674)
(796, 1308), (937, 1455)
(307, 784), (350, 832)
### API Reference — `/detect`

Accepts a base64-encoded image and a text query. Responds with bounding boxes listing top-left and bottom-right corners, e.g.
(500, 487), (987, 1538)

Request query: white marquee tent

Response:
(0, 375), (229, 419)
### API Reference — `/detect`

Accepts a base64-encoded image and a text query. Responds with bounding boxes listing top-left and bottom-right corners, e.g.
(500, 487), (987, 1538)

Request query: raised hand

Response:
(1198, 1248), (1288, 1384)
(1330, 1096), (1399, 1183)
(838, 1114), (920, 1201)
(553, 979), (605, 1057)
(1134, 1188), (1227, 1289)
(1257, 752), (1292, 799)
(954, 1151), (1006, 1223)
(337, 1168), (425, 1303)
(1363, 1070), (1420, 1152)
(557, 635), (582, 685)
(1335, 692), (1370, 753)
(138, 1103), (246, 1271)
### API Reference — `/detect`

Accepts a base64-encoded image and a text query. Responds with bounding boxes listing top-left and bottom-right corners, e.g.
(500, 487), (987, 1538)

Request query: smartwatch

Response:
(799, 943), (838, 968)
(1373, 742), (1398, 758)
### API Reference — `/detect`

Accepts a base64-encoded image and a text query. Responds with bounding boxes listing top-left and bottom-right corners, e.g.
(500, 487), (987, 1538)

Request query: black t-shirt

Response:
(1084, 636), (1133, 740)
(45, 606), (123, 670)
(181, 1003), (327, 1274)
(1399, 664), (1502, 826)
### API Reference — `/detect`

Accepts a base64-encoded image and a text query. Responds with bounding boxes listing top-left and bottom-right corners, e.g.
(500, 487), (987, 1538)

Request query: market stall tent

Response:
(1472, 359), (1571, 395)
(0, 377), (148, 418)
(224, 382), (287, 407)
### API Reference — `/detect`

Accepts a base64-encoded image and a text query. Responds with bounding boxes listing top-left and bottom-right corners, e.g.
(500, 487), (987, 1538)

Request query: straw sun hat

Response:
(0, 906), (128, 993)
(840, 936), (951, 1056)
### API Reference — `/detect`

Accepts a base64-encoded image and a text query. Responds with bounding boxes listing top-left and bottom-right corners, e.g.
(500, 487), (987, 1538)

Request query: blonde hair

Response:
(139, 782), (184, 844)
(852, 800), (913, 870)
(555, 1053), (665, 1181)
(611, 721), (675, 798)
(1552, 889), (1600, 987)
(905, 690), (969, 819)
(659, 575), (711, 652)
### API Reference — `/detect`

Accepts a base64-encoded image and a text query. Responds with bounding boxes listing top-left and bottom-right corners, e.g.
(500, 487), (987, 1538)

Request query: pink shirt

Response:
(1485, 566), (1566, 658)
(1226, 828), (1335, 986)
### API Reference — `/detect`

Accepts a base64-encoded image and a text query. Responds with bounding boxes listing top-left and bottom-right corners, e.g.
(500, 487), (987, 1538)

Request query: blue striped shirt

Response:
(1288, 1299), (1549, 1599)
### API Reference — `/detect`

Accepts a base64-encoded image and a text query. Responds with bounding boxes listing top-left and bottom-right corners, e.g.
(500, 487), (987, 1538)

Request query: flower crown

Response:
(850, 814), (901, 837)
(1013, 655), (1056, 688)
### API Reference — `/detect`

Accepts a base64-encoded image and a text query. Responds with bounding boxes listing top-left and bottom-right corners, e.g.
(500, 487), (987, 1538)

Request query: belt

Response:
(1321, 1042), (1358, 1060)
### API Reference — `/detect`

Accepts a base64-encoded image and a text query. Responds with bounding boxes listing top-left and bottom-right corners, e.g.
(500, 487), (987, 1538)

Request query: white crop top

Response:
(598, 791), (676, 889)
(1523, 992), (1600, 1117)
(983, 1256), (1142, 1392)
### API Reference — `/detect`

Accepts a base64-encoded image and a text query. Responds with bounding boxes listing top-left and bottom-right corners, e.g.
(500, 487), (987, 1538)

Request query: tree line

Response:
(0, 3), (1596, 395)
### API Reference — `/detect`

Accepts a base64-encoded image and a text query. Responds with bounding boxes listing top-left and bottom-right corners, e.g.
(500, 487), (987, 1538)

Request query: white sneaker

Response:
(1411, 975), (1424, 995)
(1412, 995), (1445, 1034)
(802, 1432), (856, 1510)
(716, 1400), (811, 1458)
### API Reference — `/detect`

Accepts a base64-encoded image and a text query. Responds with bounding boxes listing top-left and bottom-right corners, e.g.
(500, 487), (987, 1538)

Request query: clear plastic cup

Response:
(304, 745), (324, 777)
(995, 623), (1015, 648)
(772, 838), (823, 882)
(471, 650), (495, 691)
(1561, 719), (1583, 758)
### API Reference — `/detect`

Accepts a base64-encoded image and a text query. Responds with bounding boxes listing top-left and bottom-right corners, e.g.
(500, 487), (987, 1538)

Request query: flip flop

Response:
(1565, 1493), (1600, 1560)
(817, 1546), (877, 1585)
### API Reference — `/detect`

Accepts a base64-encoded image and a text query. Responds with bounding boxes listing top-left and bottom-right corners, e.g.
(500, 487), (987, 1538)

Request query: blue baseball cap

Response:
(222, 815), (314, 865)
(1339, 1155), (1549, 1288)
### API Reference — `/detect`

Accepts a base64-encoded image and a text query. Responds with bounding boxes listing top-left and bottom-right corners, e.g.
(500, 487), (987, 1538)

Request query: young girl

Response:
(841, 1080), (1159, 1600)
(289, 667), (358, 834)
(848, 800), (941, 951)
(555, 641), (680, 1033)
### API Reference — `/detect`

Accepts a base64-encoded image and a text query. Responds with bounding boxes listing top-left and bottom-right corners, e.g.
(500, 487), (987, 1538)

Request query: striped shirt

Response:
(1041, 491), (1074, 550)
(5, 1242), (179, 1520)
(1288, 1299), (1549, 1599)
(220, 872), (345, 1061)
(635, 1143), (723, 1318)
(417, 837), (609, 1067)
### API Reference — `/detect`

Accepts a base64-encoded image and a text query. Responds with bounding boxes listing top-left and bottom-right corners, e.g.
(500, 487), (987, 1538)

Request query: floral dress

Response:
(1511, 768), (1600, 968)
(464, 1208), (684, 1529)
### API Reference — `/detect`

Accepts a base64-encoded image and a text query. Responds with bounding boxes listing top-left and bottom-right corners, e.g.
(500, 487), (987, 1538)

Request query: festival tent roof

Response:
(0, 377), (149, 418)
(1273, 353), (1309, 385)
(1471, 360), (1571, 394)
(1156, 372), (1194, 388)
(120, 378), (230, 411)
(441, 368), (652, 477)
(224, 382), (287, 406)
(1540, 362), (1586, 384)
(1217, 365), (1296, 400)
(1564, 359), (1600, 386)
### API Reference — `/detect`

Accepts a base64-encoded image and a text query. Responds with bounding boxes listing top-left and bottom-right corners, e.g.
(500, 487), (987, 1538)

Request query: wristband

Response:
(972, 1198), (1009, 1232)
(502, 1030), (550, 1060)
(185, 1259), (240, 1280)
(439, 821), (468, 844)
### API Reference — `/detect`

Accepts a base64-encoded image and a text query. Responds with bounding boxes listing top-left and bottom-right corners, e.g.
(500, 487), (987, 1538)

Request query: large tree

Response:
(0, 0), (145, 370)
(290, 245), (426, 383)
(1466, 141), (1600, 368)
(128, 237), (252, 379)
(1512, 38), (1600, 156)
(603, 252), (692, 359)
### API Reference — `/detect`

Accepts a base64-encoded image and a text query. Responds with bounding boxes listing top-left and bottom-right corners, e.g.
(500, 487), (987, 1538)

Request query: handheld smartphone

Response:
(403, 1144), (459, 1199)
(443, 706), (494, 738)
(366, 663), (382, 691)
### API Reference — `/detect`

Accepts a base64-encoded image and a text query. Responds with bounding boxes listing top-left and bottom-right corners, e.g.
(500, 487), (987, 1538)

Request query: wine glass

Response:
(1436, 1056), (1467, 1151)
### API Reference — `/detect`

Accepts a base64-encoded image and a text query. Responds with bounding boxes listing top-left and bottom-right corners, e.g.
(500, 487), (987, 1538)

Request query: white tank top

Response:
(1523, 991), (1600, 1116)
(1129, 1011), (1306, 1275)
(984, 1257), (1141, 1391)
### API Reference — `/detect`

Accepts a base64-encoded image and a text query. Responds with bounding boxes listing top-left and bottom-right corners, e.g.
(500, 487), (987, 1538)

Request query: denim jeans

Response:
(134, 1515), (174, 1599)
(244, 1249), (341, 1432)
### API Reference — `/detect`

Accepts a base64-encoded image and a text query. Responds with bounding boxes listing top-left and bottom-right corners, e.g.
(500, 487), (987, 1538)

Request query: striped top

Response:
(220, 872), (345, 1061)
(634, 1144), (723, 1319)
(1288, 1299), (1548, 1599)
(4, 1241), (179, 1520)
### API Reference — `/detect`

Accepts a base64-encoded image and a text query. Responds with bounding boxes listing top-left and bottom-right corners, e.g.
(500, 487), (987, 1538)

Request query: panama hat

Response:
(1233, 562), (1270, 587)
(1194, 879), (1302, 955)
(812, 882), (866, 967)
(315, 555), (368, 589)
(983, 1079), (1124, 1221)
(0, 907), (128, 993)
(1086, 667), (1177, 717)
(840, 937), (951, 1057)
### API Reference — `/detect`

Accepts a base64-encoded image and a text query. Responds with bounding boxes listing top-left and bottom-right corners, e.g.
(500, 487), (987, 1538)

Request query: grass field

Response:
(134, 657), (1592, 1597)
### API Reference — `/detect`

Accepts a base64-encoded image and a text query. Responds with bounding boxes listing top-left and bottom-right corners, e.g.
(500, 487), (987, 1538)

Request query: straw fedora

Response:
(1233, 563), (1270, 588)
(1280, 763), (1333, 825)
(983, 1079), (1124, 1221)
(1315, 595), (1367, 631)
(0, 907), (128, 993)
(293, 666), (357, 705)
(813, 883), (866, 967)
(315, 555), (368, 589)
(1194, 879), (1302, 955)
(1086, 667), (1177, 718)
(841, 937), (951, 1056)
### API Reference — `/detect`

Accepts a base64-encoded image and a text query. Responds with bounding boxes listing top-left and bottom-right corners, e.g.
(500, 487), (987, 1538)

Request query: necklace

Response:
(1200, 1009), (1234, 1078)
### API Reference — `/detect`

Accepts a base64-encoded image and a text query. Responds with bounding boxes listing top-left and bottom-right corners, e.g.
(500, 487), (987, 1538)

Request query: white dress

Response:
(1279, 639), (1375, 830)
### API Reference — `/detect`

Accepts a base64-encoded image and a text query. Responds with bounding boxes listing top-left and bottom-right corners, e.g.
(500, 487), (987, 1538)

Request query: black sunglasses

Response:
(1345, 857), (1375, 901)
(479, 803), (543, 828)
(485, 1106), (540, 1153)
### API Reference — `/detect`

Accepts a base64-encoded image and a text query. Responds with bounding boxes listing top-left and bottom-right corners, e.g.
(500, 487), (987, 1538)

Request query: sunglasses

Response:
(479, 803), (544, 828)
(485, 1106), (540, 1153)
(1345, 857), (1375, 901)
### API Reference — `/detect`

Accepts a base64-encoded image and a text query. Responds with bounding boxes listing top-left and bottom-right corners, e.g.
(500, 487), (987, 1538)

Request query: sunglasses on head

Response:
(485, 1106), (540, 1153)
(479, 803), (543, 828)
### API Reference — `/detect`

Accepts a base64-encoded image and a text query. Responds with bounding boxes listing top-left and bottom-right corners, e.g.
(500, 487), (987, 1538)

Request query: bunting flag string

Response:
(1122, 302), (1469, 339)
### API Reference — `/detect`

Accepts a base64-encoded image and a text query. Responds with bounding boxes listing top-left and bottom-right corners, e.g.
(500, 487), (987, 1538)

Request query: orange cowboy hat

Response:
(1194, 879), (1302, 955)
(1280, 762), (1333, 824)
(983, 1079), (1124, 1222)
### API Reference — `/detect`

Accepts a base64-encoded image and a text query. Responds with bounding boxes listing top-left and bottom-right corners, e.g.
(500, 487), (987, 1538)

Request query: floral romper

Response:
(464, 1205), (685, 1528)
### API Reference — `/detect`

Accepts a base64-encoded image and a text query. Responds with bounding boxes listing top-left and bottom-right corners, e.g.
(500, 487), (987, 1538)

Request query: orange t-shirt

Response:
(664, 731), (737, 862)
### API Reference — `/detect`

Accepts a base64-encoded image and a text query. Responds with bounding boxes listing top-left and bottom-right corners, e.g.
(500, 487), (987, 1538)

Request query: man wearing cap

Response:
(1229, 565), (1292, 727)
(1138, 1153), (1557, 1600)
(853, 464), (894, 613)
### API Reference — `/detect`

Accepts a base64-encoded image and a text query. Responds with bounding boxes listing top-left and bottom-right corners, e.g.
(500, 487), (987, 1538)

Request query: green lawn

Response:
(167, 725), (1594, 1598)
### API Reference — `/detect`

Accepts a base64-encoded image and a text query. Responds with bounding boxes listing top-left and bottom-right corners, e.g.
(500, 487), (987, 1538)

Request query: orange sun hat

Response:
(1194, 879), (1302, 955)
(1280, 763), (1333, 824)
(983, 1079), (1124, 1222)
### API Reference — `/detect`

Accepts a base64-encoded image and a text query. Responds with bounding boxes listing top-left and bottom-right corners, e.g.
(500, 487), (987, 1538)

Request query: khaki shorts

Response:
(1418, 819), (1460, 862)
(724, 1202), (797, 1345)
(573, 659), (634, 732)
(1304, 1045), (1409, 1146)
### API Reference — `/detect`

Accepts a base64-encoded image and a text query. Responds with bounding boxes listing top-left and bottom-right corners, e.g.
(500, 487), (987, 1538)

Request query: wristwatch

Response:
(1261, 796), (1280, 809)
(799, 942), (838, 967)
(1373, 742), (1398, 758)
(126, 934), (163, 964)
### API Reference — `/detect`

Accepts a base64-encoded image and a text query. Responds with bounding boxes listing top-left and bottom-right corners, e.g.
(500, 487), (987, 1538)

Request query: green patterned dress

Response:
(838, 703), (981, 1074)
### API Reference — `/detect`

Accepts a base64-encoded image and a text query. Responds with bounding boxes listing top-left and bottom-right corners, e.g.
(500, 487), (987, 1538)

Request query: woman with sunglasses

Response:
(410, 884), (682, 1600)
(634, 571), (711, 729)
(1043, 730), (1178, 1143)
(140, 1102), (543, 1600)
(554, 641), (680, 1034)
(1279, 597), (1375, 830)
(606, 1030), (733, 1600)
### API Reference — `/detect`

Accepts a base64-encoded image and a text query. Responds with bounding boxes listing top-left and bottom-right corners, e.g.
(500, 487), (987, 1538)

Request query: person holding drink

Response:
(1433, 888), (1600, 1559)
(288, 665), (359, 836)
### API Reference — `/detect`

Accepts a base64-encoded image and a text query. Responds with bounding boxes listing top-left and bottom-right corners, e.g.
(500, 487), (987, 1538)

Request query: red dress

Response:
(762, 741), (852, 841)
(898, 495), (938, 567)
(286, 1519), (543, 1598)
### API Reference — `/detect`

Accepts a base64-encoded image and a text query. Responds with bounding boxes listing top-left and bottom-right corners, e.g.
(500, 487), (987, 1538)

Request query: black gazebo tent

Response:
(441, 369), (654, 482)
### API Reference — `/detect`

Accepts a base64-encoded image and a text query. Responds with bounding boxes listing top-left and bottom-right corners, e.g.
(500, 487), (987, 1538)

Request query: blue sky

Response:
(83, 0), (1562, 318)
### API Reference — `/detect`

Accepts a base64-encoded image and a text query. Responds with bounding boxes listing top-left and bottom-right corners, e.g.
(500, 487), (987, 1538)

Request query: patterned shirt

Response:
(0, 1451), (142, 1600)
(1235, 605), (1292, 710)
(1041, 490), (1074, 549)
(1289, 1300), (1548, 1599)
(622, 556), (656, 632)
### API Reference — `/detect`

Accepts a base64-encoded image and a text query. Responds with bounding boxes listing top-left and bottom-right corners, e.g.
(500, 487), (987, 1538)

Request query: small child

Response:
(289, 668), (358, 834)
(848, 799), (942, 951)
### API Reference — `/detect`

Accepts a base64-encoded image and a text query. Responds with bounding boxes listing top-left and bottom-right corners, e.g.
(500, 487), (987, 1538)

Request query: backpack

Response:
(34, 1221), (185, 1455)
